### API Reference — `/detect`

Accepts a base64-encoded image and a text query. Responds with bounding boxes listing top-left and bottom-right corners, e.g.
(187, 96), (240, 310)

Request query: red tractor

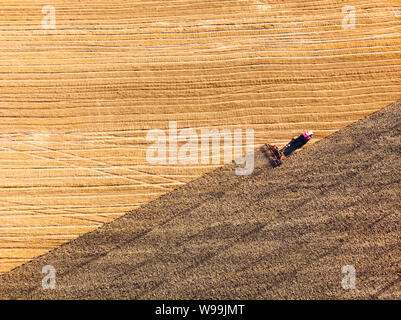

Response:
(262, 131), (313, 168)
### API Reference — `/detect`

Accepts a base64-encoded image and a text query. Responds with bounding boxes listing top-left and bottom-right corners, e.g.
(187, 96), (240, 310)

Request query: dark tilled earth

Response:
(0, 101), (400, 300)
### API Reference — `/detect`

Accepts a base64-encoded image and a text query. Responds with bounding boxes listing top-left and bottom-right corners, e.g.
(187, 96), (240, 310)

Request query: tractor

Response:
(262, 131), (313, 168)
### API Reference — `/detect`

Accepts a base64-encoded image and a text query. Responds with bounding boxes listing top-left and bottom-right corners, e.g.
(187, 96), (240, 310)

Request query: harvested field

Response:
(0, 100), (399, 299)
(1, 0), (401, 273)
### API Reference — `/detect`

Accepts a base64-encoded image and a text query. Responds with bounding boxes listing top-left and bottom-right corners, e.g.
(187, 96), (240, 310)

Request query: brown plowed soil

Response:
(0, 99), (399, 300)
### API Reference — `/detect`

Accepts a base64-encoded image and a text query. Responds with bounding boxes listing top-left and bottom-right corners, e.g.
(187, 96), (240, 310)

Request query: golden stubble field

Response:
(0, 0), (400, 273)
